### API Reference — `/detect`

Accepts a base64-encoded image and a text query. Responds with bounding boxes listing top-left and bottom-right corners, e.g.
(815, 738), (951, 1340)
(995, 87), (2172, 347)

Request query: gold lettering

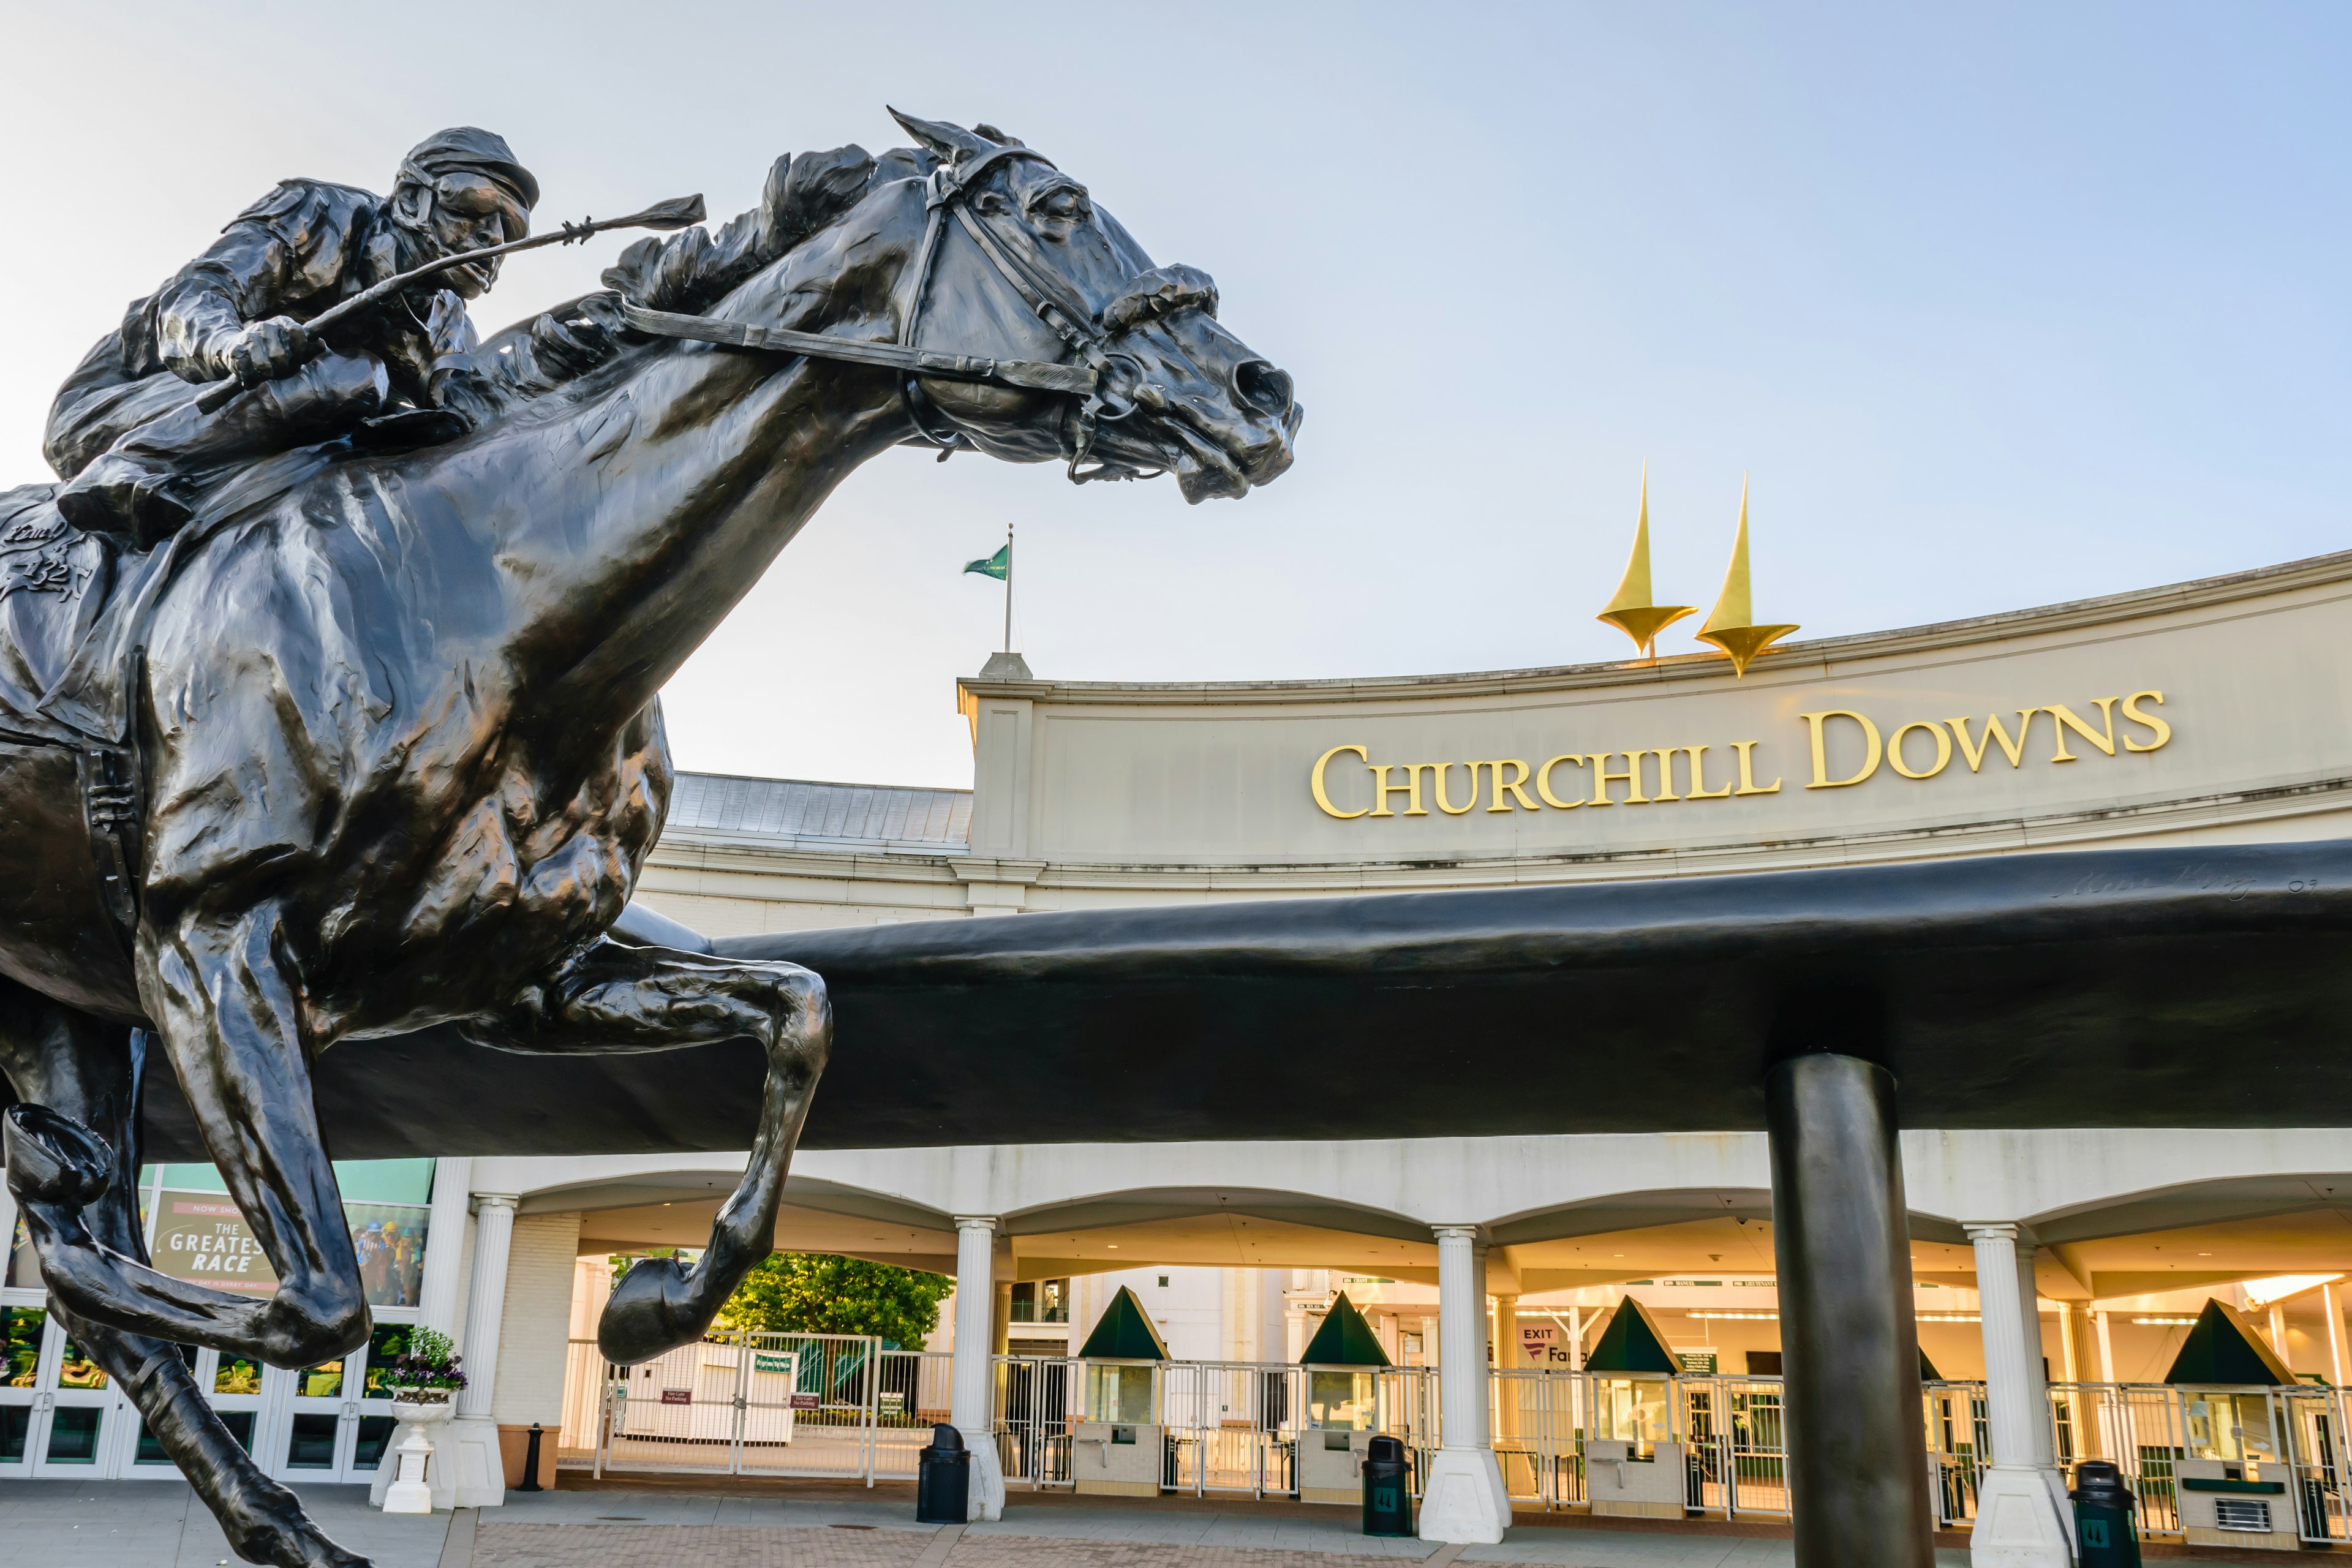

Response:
(2045, 698), (2121, 763)
(1425, 763), (1478, 815)
(1731, 741), (1781, 796)
(1591, 752), (1646, 805)
(1640, 750), (1681, 803)
(1675, 745), (1733, 799)
(1482, 760), (1536, 812)
(1887, 720), (1953, 780)
(1536, 754), (1587, 809)
(2120, 689), (2171, 752)
(1366, 764), (1425, 818)
(1310, 745), (1369, 820)
(1945, 711), (2035, 772)
(1800, 710), (1882, 789)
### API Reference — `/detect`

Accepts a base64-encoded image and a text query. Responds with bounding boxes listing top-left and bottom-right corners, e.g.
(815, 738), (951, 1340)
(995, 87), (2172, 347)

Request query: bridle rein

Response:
(623, 145), (1196, 483)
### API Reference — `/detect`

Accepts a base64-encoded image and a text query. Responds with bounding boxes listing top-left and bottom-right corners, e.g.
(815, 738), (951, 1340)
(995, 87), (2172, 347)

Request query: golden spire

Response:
(1596, 465), (1695, 658)
(1695, 475), (1800, 677)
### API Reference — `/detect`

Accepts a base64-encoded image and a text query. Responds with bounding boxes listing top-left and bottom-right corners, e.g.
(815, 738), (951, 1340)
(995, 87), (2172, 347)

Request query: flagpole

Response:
(1003, 523), (1014, 654)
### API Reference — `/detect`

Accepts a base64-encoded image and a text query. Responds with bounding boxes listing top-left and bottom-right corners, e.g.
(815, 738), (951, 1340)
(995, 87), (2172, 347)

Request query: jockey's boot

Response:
(54, 451), (195, 547)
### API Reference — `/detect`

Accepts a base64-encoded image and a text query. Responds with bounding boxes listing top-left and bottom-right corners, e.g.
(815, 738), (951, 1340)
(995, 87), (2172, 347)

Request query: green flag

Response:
(963, 543), (1010, 581)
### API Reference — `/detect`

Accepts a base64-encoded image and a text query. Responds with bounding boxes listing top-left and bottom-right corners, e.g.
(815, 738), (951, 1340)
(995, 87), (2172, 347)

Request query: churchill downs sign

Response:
(1308, 690), (2173, 820)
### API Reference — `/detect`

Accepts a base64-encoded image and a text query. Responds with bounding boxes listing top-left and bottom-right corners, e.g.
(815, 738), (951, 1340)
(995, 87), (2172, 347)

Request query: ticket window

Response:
(1306, 1369), (1376, 1432)
(2186, 1392), (2281, 1464)
(1593, 1375), (1672, 1461)
(1085, 1363), (1156, 1425)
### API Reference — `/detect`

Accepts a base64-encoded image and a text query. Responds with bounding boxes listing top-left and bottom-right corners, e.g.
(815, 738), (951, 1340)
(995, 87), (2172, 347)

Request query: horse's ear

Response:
(888, 108), (996, 164)
(972, 123), (1025, 147)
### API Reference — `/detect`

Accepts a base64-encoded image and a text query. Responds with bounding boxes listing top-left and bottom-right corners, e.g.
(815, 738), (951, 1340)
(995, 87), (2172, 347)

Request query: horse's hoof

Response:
(598, 1254), (698, 1365)
(2, 1104), (113, 1208)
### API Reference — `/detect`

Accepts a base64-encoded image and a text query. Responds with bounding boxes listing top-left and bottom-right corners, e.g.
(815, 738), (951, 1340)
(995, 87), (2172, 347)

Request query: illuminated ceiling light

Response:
(1687, 1311), (1778, 1321)
(2243, 1273), (2345, 1308)
(2133, 1317), (2198, 1327)
(1917, 1314), (1981, 1323)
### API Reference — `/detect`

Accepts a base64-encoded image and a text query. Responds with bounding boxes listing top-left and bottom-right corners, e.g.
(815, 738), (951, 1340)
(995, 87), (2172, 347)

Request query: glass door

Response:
(204, 1346), (268, 1460)
(347, 1321), (408, 1480)
(34, 1318), (118, 1476)
(277, 1349), (358, 1480)
(1, 1303), (44, 1477)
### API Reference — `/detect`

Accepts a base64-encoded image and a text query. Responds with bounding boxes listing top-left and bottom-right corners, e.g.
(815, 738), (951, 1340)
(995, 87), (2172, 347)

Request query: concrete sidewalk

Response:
(0, 1478), (2304, 1567)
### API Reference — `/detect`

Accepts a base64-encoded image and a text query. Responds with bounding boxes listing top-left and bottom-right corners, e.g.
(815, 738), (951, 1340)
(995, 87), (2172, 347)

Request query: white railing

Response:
(559, 1339), (2352, 1538)
(562, 1333), (947, 1485)
(2048, 1381), (2352, 1545)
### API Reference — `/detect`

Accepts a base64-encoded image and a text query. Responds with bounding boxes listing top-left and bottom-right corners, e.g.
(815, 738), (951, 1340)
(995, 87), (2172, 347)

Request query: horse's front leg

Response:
(9, 900), (369, 1369)
(459, 937), (830, 1363)
(0, 985), (365, 1568)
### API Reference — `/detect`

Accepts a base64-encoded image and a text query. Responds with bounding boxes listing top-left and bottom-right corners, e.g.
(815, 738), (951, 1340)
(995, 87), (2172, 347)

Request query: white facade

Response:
(12, 551), (2352, 1552)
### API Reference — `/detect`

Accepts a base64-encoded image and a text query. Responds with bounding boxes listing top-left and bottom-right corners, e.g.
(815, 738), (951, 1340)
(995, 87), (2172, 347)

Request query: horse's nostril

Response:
(1234, 360), (1294, 420)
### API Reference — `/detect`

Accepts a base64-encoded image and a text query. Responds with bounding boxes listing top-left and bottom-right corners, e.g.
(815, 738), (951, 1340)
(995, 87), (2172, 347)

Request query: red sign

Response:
(790, 1393), (821, 1410)
(660, 1389), (692, 1406)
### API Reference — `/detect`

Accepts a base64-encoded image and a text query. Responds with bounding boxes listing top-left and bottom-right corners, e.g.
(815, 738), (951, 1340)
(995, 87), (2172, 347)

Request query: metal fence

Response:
(987, 1357), (1436, 1498)
(2046, 1382), (2352, 1545)
(557, 1340), (2352, 1538)
(562, 1334), (948, 1483)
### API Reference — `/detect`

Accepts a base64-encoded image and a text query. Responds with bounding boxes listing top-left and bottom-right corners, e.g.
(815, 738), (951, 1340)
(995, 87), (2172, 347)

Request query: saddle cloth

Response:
(0, 443), (344, 752)
(0, 484), (137, 749)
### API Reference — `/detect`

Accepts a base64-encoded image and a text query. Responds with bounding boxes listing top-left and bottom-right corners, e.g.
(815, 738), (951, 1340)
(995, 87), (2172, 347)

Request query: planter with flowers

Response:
(377, 1328), (466, 1513)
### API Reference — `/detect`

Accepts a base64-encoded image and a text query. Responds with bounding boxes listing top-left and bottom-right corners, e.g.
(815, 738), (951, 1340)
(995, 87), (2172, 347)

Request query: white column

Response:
(1965, 1224), (2070, 1567)
(440, 1193), (518, 1509)
(2013, 1243), (2072, 1532)
(1492, 1291), (1520, 1439)
(2094, 1309), (2116, 1383)
(1568, 1306), (1583, 1371)
(2324, 1283), (2347, 1387)
(1419, 1225), (1509, 1544)
(951, 1216), (1006, 1521)
(417, 1156), (472, 1336)
(2271, 1304), (2291, 1370)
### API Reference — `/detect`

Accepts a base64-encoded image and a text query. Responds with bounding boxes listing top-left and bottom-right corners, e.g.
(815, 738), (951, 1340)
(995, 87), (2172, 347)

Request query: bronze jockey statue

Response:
(43, 127), (541, 545)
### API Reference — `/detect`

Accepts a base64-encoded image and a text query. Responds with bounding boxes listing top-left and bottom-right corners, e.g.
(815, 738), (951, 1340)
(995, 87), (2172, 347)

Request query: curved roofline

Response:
(957, 546), (2352, 706)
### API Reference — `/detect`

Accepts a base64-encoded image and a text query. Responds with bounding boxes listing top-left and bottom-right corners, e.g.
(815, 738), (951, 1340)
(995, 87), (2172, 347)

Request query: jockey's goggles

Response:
(426, 172), (531, 242)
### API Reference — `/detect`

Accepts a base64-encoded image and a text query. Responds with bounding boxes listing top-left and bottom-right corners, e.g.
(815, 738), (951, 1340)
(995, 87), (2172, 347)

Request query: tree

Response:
(715, 1253), (953, 1348)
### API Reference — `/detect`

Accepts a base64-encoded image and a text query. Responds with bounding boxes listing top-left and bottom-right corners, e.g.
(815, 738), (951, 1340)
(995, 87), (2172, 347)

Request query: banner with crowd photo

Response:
(151, 1196), (428, 1308)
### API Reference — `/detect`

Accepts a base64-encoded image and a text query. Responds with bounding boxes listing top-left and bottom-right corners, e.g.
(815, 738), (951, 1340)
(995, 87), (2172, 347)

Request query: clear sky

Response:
(7, 3), (2351, 787)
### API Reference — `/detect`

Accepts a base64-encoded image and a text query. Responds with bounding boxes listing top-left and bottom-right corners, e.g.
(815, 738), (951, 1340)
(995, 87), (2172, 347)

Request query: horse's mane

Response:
(475, 142), (940, 410)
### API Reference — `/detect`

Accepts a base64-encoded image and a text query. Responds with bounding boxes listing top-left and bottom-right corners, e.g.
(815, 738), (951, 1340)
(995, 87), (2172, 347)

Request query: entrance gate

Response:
(575, 1333), (951, 1482)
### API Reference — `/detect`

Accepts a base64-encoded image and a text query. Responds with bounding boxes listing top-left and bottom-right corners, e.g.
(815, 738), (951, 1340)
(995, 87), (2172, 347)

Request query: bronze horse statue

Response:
(0, 110), (1295, 1565)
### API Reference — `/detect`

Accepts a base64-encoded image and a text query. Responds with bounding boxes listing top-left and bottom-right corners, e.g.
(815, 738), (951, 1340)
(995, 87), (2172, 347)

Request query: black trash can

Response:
(2069, 1460), (2142, 1568)
(1362, 1433), (1412, 1536)
(916, 1423), (970, 1525)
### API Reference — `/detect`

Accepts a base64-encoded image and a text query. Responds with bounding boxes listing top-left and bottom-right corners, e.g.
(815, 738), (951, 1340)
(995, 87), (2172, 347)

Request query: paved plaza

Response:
(0, 1480), (2319, 1568)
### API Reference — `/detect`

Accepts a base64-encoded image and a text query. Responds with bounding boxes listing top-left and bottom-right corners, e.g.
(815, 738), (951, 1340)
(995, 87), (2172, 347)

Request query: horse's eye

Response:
(1035, 187), (1089, 222)
(973, 191), (1009, 216)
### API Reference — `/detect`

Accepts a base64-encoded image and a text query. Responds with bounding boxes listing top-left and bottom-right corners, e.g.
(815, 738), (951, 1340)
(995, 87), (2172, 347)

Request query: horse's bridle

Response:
(624, 145), (1180, 483)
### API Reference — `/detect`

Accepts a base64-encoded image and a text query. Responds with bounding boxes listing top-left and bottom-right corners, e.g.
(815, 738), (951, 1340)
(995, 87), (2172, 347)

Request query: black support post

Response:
(1765, 1050), (1937, 1568)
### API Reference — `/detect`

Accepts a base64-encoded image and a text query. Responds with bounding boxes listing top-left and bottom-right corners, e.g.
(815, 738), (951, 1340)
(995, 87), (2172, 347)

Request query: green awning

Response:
(1078, 1286), (1169, 1360)
(1920, 1347), (1942, 1382)
(2163, 1298), (2298, 1387)
(1300, 1292), (1392, 1367)
(1584, 1297), (1680, 1374)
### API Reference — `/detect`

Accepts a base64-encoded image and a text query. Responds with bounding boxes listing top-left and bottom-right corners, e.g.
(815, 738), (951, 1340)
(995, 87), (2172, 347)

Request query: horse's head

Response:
(881, 110), (1300, 502)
